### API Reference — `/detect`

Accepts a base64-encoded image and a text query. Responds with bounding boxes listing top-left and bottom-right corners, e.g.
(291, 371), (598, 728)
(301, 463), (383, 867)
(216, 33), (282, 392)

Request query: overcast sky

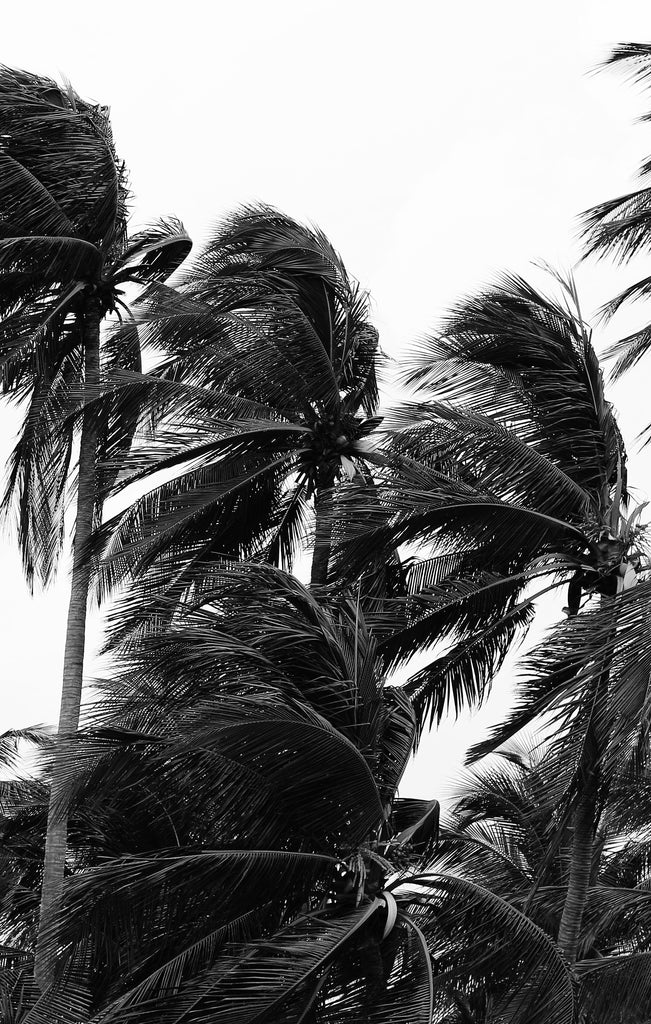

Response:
(2, 1), (651, 797)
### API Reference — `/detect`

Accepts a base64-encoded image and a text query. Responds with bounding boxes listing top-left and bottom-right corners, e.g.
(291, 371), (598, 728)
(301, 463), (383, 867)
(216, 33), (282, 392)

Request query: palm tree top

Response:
(404, 270), (625, 504)
(0, 66), (130, 259)
(91, 205), (385, 612)
(0, 67), (192, 587)
(171, 203), (381, 418)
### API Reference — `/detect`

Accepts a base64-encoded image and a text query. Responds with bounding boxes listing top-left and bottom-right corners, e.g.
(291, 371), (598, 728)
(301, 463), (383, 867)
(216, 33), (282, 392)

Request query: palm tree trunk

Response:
(310, 486), (333, 588)
(557, 597), (613, 964)
(556, 749), (599, 963)
(34, 297), (101, 992)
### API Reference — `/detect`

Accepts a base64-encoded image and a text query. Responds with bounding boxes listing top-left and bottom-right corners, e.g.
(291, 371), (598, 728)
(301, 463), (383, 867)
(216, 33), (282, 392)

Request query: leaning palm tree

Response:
(0, 67), (191, 989)
(331, 271), (645, 963)
(91, 206), (386, 640)
(24, 564), (575, 1024)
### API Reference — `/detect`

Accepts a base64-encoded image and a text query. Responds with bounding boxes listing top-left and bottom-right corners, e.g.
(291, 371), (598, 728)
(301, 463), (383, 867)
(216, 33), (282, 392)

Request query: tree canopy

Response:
(1, 44), (651, 1024)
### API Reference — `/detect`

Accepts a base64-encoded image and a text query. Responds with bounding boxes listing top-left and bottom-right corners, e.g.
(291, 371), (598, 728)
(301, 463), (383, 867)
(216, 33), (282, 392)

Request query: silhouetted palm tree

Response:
(0, 67), (191, 988)
(332, 271), (645, 963)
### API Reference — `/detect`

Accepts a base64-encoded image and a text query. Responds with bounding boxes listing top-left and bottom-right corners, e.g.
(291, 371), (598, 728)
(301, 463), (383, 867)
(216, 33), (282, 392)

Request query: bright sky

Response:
(2, 1), (651, 798)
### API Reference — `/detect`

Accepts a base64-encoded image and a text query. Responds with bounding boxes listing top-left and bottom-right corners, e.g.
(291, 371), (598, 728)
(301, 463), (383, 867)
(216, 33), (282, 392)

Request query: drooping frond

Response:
(98, 900), (383, 1024)
(332, 458), (592, 585)
(406, 600), (536, 733)
(575, 951), (651, 1023)
(396, 874), (576, 1024)
(465, 578), (651, 862)
(2, 343), (81, 586)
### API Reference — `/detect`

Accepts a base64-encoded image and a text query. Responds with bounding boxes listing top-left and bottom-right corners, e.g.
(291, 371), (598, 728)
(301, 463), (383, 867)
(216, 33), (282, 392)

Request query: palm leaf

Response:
(98, 901), (382, 1024)
(396, 874), (575, 1024)
(575, 951), (651, 1023)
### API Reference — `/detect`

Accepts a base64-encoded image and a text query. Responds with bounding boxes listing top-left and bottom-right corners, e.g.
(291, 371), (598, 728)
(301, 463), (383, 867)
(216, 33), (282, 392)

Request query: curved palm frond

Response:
(575, 951), (651, 1023)
(395, 874), (576, 1024)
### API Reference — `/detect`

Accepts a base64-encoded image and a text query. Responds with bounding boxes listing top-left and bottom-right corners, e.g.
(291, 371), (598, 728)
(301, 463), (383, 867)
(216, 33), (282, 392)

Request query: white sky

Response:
(2, 0), (651, 799)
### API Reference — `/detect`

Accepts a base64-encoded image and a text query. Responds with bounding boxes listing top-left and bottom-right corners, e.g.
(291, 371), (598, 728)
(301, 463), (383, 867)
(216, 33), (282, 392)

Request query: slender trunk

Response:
(35, 298), (101, 992)
(310, 486), (333, 588)
(557, 597), (613, 964)
(556, 748), (599, 963)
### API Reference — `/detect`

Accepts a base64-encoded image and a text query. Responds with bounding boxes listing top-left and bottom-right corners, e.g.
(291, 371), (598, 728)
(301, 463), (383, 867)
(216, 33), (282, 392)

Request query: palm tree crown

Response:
(94, 205), (385, 630)
(0, 67), (191, 584)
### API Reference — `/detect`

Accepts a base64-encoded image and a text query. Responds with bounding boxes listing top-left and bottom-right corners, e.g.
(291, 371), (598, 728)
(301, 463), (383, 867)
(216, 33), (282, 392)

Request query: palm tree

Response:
(330, 271), (645, 964)
(91, 205), (386, 641)
(25, 564), (575, 1023)
(581, 42), (651, 418)
(431, 738), (651, 1022)
(0, 67), (192, 989)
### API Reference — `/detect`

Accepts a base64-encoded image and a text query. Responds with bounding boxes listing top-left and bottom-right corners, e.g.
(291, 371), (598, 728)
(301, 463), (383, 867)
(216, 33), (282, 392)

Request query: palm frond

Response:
(395, 874), (575, 1024)
(111, 218), (191, 285)
(598, 41), (651, 83)
(99, 901), (383, 1024)
(575, 951), (651, 1023)
(605, 322), (651, 383)
(403, 272), (623, 498)
(582, 188), (651, 262)
(406, 601), (535, 732)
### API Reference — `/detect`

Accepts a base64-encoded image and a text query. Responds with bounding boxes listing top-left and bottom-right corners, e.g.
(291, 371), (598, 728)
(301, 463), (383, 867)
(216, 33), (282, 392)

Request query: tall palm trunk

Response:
(556, 741), (599, 963)
(35, 297), (101, 992)
(310, 486), (333, 588)
(557, 597), (613, 964)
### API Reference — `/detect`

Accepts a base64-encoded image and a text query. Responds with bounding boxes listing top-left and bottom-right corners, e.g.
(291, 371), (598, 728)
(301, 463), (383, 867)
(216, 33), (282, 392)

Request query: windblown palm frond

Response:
(395, 874), (575, 1024)
(470, 580), (651, 777)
